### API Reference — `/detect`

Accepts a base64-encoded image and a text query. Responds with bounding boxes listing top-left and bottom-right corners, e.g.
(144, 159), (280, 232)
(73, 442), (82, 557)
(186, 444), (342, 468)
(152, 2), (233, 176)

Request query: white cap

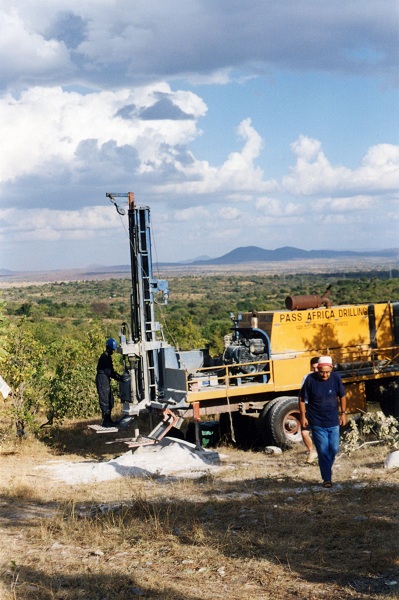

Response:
(318, 356), (333, 367)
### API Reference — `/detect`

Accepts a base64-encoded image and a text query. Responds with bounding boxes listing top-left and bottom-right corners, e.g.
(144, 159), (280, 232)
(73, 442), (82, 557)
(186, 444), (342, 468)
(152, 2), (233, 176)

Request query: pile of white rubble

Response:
(38, 437), (225, 485)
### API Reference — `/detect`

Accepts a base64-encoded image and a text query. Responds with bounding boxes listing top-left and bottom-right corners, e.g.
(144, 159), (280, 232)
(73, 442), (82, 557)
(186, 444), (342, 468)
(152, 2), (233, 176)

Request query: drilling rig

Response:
(93, 192), (399, 449)
(97, 192), (191, 446)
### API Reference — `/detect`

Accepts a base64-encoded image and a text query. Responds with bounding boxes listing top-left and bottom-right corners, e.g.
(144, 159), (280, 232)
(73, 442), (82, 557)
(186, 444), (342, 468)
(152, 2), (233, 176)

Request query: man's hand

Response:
(340, 413), (347, 426)
(301, 417), (308, 429)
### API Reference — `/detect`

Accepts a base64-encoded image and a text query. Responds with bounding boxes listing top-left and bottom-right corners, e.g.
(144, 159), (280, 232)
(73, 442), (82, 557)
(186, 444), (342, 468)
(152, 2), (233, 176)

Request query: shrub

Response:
(45, 326), (105, 426)
(1, 319), (47, 435)
(342, 411), (399, 455)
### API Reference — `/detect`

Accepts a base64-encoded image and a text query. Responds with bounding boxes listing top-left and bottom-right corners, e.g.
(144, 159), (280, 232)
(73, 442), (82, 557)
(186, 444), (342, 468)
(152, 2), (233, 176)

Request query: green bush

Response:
(1, 319), (47, 434)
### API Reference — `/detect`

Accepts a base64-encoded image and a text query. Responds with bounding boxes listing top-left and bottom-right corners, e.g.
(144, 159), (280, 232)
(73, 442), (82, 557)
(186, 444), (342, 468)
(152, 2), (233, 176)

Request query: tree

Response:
(45, 325), (104, 425)
(0, 300), (8, 360)
(163, 316), (206, 350)
(15, 303), (33, 317)
(1, 319), (47, 434)
(202, 319), (230, 356)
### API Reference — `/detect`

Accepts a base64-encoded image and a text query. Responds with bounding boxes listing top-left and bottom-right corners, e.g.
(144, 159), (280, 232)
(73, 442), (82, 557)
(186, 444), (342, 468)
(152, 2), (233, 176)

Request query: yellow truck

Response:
(108, 193), (399, 448)
(180, 298), (399, 446)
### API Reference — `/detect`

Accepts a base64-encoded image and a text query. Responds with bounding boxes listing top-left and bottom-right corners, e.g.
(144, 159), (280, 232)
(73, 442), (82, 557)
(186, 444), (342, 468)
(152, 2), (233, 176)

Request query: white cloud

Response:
(315, 196), (374, 212)
(158, 118), (277, 196)
(0, 2), (397, 270)
(255, 197), (304, 217)
(283, 135), (399, 196)
(291, 136), (322, 161)
(217, 207), (241, 220)
(353, 144), (399, 190)
(2, 128), (397, 262)
(0, 84), (206, 186)
(0, 7), (73, 87)
(255, 197), (284, 216)
(174, 206), (210, 222)
(0, 205), (122, 242)
(283, 135), (351, 195)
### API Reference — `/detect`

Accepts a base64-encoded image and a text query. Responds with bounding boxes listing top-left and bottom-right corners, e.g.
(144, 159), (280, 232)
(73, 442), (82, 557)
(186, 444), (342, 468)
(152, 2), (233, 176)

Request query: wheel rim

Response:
(282, 409), (302, 443)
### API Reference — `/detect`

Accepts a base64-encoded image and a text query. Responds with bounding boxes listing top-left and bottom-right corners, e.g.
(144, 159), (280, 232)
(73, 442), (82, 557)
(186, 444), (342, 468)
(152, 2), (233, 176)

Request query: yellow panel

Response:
(243, 305), (372, 360)
(210, 304), (398, 400)
(374, 303), (393, 348)
(273, 306), (370, 356)
(344, 381), (367, 413)
(271, 357), (312, 389)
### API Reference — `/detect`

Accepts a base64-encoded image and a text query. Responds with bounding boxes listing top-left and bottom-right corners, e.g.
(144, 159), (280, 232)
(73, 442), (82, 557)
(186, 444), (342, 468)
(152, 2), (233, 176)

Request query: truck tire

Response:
(257, 397), (287, 445)
(267, 396), (302, 447)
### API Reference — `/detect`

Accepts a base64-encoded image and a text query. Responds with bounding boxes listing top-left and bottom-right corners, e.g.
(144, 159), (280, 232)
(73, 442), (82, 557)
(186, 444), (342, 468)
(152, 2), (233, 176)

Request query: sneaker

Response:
(306, 450), (318, 463)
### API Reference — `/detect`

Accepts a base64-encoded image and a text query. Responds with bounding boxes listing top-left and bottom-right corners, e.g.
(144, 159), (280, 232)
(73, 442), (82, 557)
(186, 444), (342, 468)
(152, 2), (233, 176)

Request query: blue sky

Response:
(0, 1), (398, 271)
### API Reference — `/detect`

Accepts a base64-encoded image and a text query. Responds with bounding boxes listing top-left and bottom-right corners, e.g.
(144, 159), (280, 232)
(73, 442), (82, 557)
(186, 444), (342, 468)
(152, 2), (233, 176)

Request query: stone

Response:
(384, 450), (399, 469)
(264, 446), (283, 455)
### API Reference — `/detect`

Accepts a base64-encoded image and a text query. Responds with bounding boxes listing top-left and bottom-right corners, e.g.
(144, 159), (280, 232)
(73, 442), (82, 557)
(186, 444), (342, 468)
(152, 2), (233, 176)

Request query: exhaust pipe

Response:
(285, 285), (332, 311)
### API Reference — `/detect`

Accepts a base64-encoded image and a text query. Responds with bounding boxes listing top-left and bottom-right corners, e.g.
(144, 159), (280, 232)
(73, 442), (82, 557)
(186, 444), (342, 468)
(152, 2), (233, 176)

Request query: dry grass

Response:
(0, 422), (398, 599)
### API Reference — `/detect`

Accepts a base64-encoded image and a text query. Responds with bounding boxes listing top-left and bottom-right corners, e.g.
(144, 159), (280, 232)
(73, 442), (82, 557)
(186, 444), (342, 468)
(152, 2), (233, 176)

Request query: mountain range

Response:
(1, 246), (399, 280)
(184, 245), (399, 266)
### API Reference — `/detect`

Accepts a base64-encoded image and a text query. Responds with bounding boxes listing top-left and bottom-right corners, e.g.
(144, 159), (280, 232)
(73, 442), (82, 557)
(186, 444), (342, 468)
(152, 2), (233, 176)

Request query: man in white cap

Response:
(299, 356), (347, 488)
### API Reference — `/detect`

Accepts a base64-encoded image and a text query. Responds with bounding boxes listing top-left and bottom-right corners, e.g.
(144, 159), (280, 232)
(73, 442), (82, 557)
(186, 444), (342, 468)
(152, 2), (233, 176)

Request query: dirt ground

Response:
(0, 423), (399, 599)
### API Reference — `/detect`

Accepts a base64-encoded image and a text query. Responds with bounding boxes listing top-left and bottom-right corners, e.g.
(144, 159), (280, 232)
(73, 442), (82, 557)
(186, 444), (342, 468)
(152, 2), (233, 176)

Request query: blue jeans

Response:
(311, 425), (340, 482)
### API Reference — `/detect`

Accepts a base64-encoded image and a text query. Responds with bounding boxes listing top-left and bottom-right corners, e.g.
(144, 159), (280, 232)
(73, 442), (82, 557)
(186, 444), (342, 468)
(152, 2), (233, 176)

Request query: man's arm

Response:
(298, 377), (310, 427)
(298, 396), (308, 428)
(110, 365), (122, 381)
(339, 394), (347, 426)
(335, 373), (347, 426)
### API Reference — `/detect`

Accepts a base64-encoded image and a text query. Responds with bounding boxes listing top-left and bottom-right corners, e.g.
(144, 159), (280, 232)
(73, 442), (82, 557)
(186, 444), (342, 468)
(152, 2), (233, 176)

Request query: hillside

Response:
(190, 245), (399, 265)
(1, 246), (399, 285)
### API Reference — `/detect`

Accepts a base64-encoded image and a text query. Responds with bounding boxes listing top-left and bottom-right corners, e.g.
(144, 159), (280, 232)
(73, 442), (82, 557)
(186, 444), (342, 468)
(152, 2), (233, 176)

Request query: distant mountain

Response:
(83, 264), (130, 275)
(179, 255), (212, 264)
(188, 246), (399, 265)
(2, 247), (399, 281)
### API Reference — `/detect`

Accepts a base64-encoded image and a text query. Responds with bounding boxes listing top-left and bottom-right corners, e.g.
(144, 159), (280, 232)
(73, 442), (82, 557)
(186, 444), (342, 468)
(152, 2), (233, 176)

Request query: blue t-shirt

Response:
(300, 371), (346, 428)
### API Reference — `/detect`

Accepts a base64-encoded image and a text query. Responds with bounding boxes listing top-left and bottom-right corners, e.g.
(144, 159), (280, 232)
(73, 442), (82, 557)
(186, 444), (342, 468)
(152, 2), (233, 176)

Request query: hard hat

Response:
(105, 338), (117, 351)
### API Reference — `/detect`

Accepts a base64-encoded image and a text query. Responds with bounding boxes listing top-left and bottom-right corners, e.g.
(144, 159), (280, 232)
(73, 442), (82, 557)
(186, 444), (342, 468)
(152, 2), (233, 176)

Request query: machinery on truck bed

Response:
(106, 192), (399, 448)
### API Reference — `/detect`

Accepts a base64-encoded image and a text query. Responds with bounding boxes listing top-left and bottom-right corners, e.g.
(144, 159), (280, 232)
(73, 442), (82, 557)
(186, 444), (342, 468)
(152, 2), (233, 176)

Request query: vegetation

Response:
(0, 438), (398, 599)
(0, 274), (398, 597)
(342, 411), (399, 454)
(1, 319), (47, 434)
(0, 296), (122, 435)
(0, 272), (398, 434)
(3, 273), (399, 349)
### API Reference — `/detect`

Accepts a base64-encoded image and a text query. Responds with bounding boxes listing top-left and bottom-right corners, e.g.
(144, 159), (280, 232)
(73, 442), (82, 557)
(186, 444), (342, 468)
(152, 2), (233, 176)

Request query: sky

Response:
(0, 0), (398, 271)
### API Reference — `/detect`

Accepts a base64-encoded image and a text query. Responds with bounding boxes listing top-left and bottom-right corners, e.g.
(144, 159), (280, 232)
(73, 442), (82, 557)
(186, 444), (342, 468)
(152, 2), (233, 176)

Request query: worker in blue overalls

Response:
(95, 338), (122, 427)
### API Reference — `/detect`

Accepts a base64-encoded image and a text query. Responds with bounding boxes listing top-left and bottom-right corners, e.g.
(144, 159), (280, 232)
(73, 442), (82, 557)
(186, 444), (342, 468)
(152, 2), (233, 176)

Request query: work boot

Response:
(101, 413), (115, 427)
